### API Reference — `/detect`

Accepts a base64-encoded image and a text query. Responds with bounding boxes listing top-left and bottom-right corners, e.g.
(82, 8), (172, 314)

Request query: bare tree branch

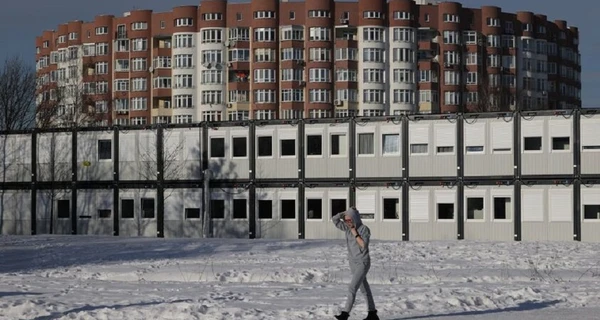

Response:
(0, 55), (37, 131)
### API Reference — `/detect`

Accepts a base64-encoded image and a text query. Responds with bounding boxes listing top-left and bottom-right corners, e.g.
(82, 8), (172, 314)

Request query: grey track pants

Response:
(344, 259), (376, 313)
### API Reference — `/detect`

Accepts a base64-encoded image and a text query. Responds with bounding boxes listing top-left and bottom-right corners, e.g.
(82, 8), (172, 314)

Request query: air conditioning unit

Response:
(334, 100), (343, 106)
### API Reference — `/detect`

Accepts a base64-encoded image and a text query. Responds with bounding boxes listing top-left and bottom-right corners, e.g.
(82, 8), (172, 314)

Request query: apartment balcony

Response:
(153, 87), (171, 97)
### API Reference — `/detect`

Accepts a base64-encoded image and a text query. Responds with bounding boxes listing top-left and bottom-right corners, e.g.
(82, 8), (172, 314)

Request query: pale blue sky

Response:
(1, 0), (595, 106)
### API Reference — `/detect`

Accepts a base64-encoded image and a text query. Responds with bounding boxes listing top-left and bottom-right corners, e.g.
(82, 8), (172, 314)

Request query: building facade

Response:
(35, 0), (581, 126)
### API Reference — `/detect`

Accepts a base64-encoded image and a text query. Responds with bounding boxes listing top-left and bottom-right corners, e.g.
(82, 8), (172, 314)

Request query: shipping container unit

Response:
(520, 183), (574, 241)
(254, 187), (300, 239)
(118, 189), (158, 237)
(76, 130), (114, 181)
(255, 123), (299, 180)
(0, 133), (32, 182)
(408, 185), (458, 241)
(118, 129), (157, 181)
(37, 132), (72, 182)
(355, 118), (403, 179)
(304, 187), (350, 239)
(163, 188), (203, 238)
(520, 112), (574, 177)
(36, 189), (72, 234)
(0, 190), (31, 235)
(304, 119), (351, 180)
(580, 183), (600, 242)
(162, 127), (202, 180)
(463, 183), (514, 241)
(580, 111), (600, 176)
(463, 113), (515, 178)
(205, 123), (250, 180)
(209, 187), (249, 238)
(76, 189), (113, 235)
(408, 115), (458, 178)
(355, 187), (403, 240)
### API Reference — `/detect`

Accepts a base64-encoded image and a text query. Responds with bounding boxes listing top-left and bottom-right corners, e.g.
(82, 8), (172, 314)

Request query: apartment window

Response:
(131, 97), (147, 110)
(255, 110), (275, 120)
(444, 91), (460, 105)
(175, 18), (194, 27)
(232, 137), (247, 157)
(444, 71), (460, 85)
(131, 78), (147, 91)
(487, 35), (500, 47)
(254, 69), (276, 83)
(95, 26), (108, 35)
(153, 77), (171, 89)
(98, 140), (112, 160)
(115, 38), (129, 52)
(132, 58), (147, 72)
(130, 117), (147, 126)
(393, 28), (414, 42)
(254, 48), (276, 62)
(131, 38), (147, 51)
(443, 31), (461, 44)
(309, 89), (331, 103)
(114, 79), (129, 92)
(309, 48), (331, 62)
(419, 90), (438, 103)
(487, 54), (500, 67)
(309, 27), (331, 41)
(174, 115), (193, 124)
(336, 69), (358, 82)
(363, 48), (385, 63)
(229, 27), (250, 41)
(393, 89), (414, 103)
(257, 136), (272, 157)
(174, 34), (193, 48)
(280, 48), (304, 61)
(336, 48), (358, 61)
(115, 59), (129, 71)
(131, 22), (148, 30)
(393, 48), (413, 63)
(363, 69), (385, 83)
(289, 11), (296, 20)
(202, 50), (222, 64)
(96, 43), (109, 55)
(336, 89), (359, 102)
(308, 10), (330, 18)
(363, 89), (385, 104)
(95, 62), (108, 75)
(201, 90), (222, 104)
(465, 72), (478, 85)
(443, 14), (460, 23)
(309, 68), (331, 82)
(281, 89), (304, 102)
(254, 11), (276, 19)
(202, 29), (222, 43)
(229, 49), (250, 62)
(154, 56), (171, 68)
(363, 27), (384, 42)
(229, 90), (249, 103)
(486, 17), (500, 27)
(281, 26), (304, 41)
(95, 100), (108, 113)
(331, 134), (347, 156)
(201, 70), (223, 84)
(202, 13), (223, 21)
(306, 135), (322, 156)
(174, 74), (193, 88)
(202, 111), (221, 122)
(393, 11), (412, 20)
(254, 27), (276, 42)
(364, 11), (383, 19)
(254, 90), (276, 103)
(174, 54), (193, 68)
(174, 95), (193, 108)
(68, 32), (78, 40)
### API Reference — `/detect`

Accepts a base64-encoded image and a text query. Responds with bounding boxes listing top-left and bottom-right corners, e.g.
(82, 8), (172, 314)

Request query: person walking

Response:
(332, 207), (379, 320)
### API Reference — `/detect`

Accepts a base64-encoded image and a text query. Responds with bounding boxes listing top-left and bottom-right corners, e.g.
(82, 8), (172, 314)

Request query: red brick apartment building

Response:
(35, 0), (581, 126)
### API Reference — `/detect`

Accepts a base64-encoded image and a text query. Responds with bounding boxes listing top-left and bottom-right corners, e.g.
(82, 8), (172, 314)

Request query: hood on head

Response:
(344, 207), (363, 227)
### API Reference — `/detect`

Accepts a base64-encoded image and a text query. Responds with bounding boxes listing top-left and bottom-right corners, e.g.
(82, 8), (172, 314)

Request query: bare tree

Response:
(0, 55), (37, 233)
(140, 128), (186, 189)
(467, 72), (522, 113)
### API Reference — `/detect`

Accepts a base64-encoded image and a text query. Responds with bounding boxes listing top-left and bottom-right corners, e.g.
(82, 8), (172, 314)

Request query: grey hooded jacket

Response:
(332, 208), (371, 263)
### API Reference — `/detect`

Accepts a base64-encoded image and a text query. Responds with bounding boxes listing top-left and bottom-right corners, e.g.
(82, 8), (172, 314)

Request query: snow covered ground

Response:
(1, 235), (600, 320)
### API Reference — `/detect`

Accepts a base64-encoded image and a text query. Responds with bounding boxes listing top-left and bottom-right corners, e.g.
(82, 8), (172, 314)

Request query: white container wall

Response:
(521, 184), (573, 241)
(356, 122), (402, 178)
(408, 119), (457, 177)
(206, 126), (250, 180)
(580, 185), (600, 242)
(36, 190), (72, 235)
(521, 117), (573, 176)
(580, 114), (600, 175)
(164, 188), (203, 238)
(163, 128), (202, 180)
(77, 131), (113, 181)
(304, 123), (350, 179)
(76, 189), (113, 235)
(37, 133), (72, 182)
(463, 184), (514, 241)
(255, 125), (299, 179)
(304, 187), (349, 239)
(355, 187), (402, 240)
(255, 188), (299, 239)
(119, 130), (157, 181)
(0, 190), (31, 235)
(0, 134), (32, 182)
(464, 117), (514, 177)
(118, 189), (157, 237)
(409, 186), (457, 241)
(209, 188), (249, 238)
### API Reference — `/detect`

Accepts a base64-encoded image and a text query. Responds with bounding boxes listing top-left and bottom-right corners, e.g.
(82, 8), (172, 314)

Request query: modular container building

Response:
(118, 130), (156, 181)
(0, 190), (31, 235)
(304, 187), (350, 239)
(580, 112), (600, 175)
(355, 119), (403, 179)
(580, 184), (600, 242)
(164, 188), (203, 238)
(206, 124), (250, 180)
(304, 120), (351, 180)
(354, 187), (403, 240)
(463, 183), (514, 241)
(408, 185), (458, 241)
(255, 124), (299, 180)
(209, 187), (249, 238)
(76, 189), (113, 235)
(118, 189), (158, 237)
(254, 187), (299, 239)
(463, 114), (514, 177)
(77, 130), (114, 181)
(408, 117), (458, 178)
(36, 189), (72, 234)
(37, 132), (72, 182)
(520, 183), (573, 241)
(0, 133), (32, 183)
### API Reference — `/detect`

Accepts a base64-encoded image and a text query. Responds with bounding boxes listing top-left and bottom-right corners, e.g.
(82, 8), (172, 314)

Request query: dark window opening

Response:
(307, 199), (322, 219)
(232, 137), (247, 157)
(584, 204), (600, 220)
(98, 209), (111, 218)
(57, 200), (70, 218)
(306, 135), (322, 156)
(121, 199), (134, 219)
(211, 199), (225, 219)
(233, 199), (247, 219)
(98, 139), (112, 160)
(552, 136), (570, 150)
(383, 198), (399, 219)
(257, 136), (272, 157)
(258, 200), (273, 219)
(210, 137), (225, 157)
(185, 208), (200, 219)
(281, 139), (295, 156)
(331, 199), (347, 217)
(281, 199), (296, 219)
(466, 197), (484, 220)
(493, 197), (511, 220)
(437, 203), (454, 220)
(524, 136), (542, 151)
(141, 198), (155, 218)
